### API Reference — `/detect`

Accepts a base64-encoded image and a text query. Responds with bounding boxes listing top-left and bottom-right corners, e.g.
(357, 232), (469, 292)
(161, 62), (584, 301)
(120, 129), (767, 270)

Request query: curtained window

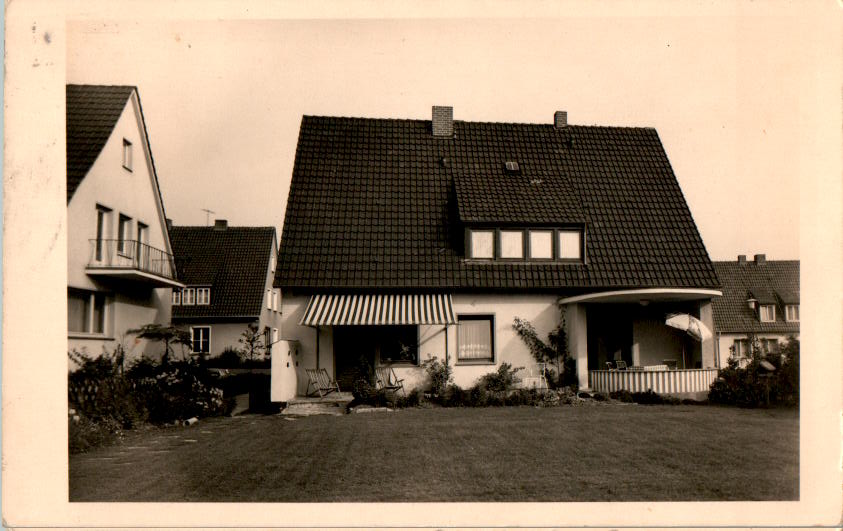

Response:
(457, 315), (494, 362)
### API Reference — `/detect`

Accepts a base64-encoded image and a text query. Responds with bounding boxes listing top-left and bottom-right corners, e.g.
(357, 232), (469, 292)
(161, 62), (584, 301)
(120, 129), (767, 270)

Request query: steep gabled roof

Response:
(712, 259), (800, 334)
(66, 85), (135, 203)
(170, 226), (276, 319)
(276, 115), (719, 291)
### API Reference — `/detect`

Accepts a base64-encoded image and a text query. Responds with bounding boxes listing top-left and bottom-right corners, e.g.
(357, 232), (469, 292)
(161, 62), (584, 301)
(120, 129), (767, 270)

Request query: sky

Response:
(66, 14), (825, 260)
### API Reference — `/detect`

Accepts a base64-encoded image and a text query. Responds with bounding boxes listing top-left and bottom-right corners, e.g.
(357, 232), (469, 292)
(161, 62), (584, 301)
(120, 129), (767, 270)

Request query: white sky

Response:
(66, 13), (829, 260)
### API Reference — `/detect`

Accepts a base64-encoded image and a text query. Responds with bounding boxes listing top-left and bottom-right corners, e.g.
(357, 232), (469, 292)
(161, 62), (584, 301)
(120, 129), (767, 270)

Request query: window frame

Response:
(67, 288), (109, 337)
(785, 304), (799, 322)
(190, 326), (211, 354)
(527, 229), (554, 260)
(182, 288), (195, 305)
(456, 314), (496, 365)
(117, 214), (132, 256)
(95, 204), (112, 262)
(376, 325), (420, 367)
(468, 229), (496, 259)
(557, 229), (583, 261)
(465, 226), (585, 262)
(196, 287), (211, 305)
(172, 290), (181, 306)
(759, 304), (776, 323)
(122, 138), (133, 171)
(498, 229), (526, 260)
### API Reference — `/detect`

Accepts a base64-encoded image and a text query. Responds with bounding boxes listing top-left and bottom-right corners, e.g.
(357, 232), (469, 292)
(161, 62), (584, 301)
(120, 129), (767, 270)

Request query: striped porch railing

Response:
(589, 368), (719, 395)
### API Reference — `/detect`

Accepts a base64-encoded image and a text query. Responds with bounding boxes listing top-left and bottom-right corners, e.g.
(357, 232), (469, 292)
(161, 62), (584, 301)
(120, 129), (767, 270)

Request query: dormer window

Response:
(499, 230), (524, 259)
(785, 304), (799, 322)
(172, 291), (181, 305)
(504, 161), (520, 173)
(558, 230), (582, 260)
(197, 287), (211, 305)
(182, 288), (195, 305)
(469, 230), (495, 259)
(759, 304), (776, 322)
(528, 230), (553, 259)
(122, 139), (133, 171)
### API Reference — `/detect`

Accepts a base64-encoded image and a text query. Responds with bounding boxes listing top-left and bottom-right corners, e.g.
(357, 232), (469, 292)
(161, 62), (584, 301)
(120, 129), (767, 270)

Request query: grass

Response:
(69, 404), (798, 502)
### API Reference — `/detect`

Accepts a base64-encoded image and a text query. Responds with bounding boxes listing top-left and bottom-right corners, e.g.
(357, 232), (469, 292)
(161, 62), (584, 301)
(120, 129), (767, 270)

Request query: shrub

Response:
(610, 389), (635, 403)
(709, 337), (798, 408)
(395, 388), (424, 408)
(477, 363), (524, 393)
(206, 347), (243, 368)
(68, 350), (147, 429)
(350, 377), (390, 408)
(629, 389), (680, 405)
(421, 355), (452, 398)
(68, 412), (122, 454)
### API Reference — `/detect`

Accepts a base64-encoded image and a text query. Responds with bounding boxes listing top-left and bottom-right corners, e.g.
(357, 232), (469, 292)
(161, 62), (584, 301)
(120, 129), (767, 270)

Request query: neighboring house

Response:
(67, 84), (183, 360)
(712, 255), (799, 368)
(275, 107), (722, 396)
(169, 221), (281, 359)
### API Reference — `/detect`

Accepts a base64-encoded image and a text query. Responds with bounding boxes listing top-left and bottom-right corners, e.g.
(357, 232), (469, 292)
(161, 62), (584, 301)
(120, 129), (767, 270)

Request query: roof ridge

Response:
(302, 114), (656, 130)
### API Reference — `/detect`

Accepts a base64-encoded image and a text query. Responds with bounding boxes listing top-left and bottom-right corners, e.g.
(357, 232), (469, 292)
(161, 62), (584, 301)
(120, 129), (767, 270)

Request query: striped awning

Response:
(299, 294), (456, 326)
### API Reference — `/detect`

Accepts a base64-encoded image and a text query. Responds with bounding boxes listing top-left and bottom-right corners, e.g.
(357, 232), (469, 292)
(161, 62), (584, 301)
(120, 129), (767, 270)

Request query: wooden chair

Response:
(375, 366), (405, 397)
(614, 360), (628, 371)
(305, 368), (341, 398)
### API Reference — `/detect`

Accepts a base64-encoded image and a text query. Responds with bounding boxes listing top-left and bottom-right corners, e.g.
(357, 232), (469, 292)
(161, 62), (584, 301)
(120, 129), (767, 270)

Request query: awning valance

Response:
(299, 294), (457, 326)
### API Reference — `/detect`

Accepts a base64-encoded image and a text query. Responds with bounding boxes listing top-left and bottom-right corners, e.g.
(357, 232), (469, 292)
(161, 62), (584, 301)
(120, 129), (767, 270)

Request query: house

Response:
(169, 221), (281, 359)
(712, 255), (799, 368)
(275, 106), (722, 397)
(67, 84), (183, 360)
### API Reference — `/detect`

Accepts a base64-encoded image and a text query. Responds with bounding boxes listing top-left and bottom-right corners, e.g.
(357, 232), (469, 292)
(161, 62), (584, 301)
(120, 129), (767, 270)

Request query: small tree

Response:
(128, 324), (192, 362)
(238, 322), (267, 365)
(513, 305), (575, 388)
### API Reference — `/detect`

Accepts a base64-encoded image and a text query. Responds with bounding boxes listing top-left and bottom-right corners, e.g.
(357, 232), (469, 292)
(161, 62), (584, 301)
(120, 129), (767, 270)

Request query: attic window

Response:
(122, 139), (133, 171)
(759, 304), (776, 323)
(504, 161), (520, 173)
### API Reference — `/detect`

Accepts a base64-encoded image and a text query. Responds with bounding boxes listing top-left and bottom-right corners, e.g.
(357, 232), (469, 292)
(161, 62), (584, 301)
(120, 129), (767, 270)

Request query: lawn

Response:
(69, 404), (798, 502)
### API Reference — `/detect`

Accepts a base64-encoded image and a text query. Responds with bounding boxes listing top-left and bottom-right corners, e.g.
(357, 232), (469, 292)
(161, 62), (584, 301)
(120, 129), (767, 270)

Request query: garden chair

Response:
(605, 361), (614, 370)
(305, 368), (341, 398)
(375, 366), (405, 397)
(614, 360), (628, 370)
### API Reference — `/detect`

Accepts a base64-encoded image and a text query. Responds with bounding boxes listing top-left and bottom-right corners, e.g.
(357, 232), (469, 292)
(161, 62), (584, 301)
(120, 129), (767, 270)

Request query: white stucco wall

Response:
(279, 293), (562, 394)
(67, 91), (174, 363)
(716, 332), (798, 368)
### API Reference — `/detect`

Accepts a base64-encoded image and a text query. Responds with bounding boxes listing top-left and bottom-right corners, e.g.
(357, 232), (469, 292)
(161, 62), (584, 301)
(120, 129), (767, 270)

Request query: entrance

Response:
(333, 325), (418, 390)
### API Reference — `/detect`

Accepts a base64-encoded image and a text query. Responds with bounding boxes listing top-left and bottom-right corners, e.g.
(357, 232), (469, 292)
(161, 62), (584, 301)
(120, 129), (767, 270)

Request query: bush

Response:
(630, 389), (680, 405)
(395, 388), (424, 408)
(68, 412), (122, 454)
(421, 355), (453, 398)
(709, 337), (798, 408)
(477, 363), (523, 393)
(68, 350), (147, 429)
(610, 389), (635, 403)
(350, 377), (390, 408)
(205, 347), (243, 368)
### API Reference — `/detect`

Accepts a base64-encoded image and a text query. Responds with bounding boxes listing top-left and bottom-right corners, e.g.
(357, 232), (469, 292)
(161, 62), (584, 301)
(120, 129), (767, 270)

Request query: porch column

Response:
(566, 303), (589, 390)
(699, 300), (715, 368)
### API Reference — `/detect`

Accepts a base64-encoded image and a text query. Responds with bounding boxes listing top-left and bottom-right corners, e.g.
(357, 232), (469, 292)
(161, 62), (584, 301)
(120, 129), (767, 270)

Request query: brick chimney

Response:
(166, 218), (173, 231)
(737, 254), (746, 264)
(754, 254), (766, 265)
(432, 106), (453, 137)
(214, 219), (228, 231)
(554, 110), (568, 129)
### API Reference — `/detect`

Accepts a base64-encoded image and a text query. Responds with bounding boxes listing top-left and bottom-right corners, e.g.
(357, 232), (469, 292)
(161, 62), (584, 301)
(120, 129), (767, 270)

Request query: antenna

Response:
(201, 208), (215, 226)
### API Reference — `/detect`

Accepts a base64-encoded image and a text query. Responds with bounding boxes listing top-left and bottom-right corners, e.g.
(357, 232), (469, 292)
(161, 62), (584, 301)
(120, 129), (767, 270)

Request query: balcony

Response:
(86, 239), (184, 288)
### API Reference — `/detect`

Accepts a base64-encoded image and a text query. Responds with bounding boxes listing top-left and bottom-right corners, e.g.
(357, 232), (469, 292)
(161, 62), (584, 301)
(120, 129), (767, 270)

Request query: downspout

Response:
(315, 325), (320, 370)
(444, 323), (449, 367)
(715, 331), (721, 370)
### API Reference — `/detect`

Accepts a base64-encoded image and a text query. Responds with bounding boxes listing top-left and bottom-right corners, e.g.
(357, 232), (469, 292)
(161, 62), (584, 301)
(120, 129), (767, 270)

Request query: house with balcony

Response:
(169, 221), (281, 359)
(67, 84), (183, 359)
(712, 255), (800, 368)
(275, 106), (722, 397)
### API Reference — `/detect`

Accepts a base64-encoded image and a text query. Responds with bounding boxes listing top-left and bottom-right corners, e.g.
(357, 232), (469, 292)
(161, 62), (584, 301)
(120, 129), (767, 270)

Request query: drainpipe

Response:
(315, 325), (320, 370)
(715, 331), (721, 370)
(444, 323), (449, 366)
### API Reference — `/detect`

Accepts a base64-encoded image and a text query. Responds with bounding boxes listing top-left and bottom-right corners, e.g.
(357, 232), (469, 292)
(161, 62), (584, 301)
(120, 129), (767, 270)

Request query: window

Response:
(172, 290), (181, 305)
(95, 205), (111, 262)
(785, 304), (799, 322)
(182, 288), (195, 305)
(117, 214), (132, 255)
(499, 230), (524, 259)
(68, 288), (106, 335)
(264, 326), (272, 349)
(272, 289), (279, 312)
(528, 230), (553, 259)
(759, 304), (776, 322)
(558, 230), (582, 260)
(470, 230), (495, 259)
(122, 139), (133, 171)
(267, 289), (272, 309)
(191, 327), (210, 354)
(457, 315), (494, 363)
(272, 328), (279, 344)
(762, 338), (779, 354)
(136, 222), (148, 267)
(197, 287), (210, 305)
(378, 326), (419, 365)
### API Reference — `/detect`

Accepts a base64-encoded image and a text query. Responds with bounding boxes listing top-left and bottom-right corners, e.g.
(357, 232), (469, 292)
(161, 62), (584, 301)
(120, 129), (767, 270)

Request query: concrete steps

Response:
(280, 393), (354, 417)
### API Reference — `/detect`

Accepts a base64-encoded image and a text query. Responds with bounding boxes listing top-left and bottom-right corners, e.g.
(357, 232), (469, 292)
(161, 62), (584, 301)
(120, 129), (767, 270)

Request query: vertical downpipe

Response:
(315, 325), (320, 370)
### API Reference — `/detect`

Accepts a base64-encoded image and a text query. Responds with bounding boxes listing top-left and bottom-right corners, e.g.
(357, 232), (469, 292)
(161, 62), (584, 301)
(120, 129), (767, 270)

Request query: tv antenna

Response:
(201, 208), (215, 226)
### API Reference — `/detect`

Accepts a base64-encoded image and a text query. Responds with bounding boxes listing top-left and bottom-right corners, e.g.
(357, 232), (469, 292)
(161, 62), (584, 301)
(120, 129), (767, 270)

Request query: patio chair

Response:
(605, 361), (614, 370)
(614, 360), (628, 371)
(305, 368), (341, 398)
(375, 366), (405, 396)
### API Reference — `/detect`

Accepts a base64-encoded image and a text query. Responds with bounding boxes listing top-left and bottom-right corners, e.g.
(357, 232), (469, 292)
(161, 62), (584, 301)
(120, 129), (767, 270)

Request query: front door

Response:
(333, 326), (377, 391)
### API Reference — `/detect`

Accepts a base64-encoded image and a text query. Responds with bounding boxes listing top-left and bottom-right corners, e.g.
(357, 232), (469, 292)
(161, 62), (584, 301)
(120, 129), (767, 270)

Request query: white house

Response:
(67, 84), (183, 361)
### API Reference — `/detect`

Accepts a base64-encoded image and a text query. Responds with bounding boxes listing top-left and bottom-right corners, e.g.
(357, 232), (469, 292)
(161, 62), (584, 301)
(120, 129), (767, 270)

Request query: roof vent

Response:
(214, 219), (228, 231)
(432, 106), (453, 137)
(504, 161), (520, 173)
(754, 254), (766, 265)
(554, 110), (567, 129)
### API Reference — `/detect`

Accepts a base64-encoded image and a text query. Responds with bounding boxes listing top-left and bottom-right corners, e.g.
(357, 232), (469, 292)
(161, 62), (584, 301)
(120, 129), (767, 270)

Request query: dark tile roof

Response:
(66, 85), (135, 203)
(712, 260), (800, 334)
(276, 115), (720, 292)
(170, 226), (276, 319)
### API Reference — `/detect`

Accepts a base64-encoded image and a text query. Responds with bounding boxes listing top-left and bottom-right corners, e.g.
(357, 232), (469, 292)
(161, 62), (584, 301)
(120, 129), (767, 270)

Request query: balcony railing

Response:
(87, 238), (178, 283)
(589, 368), (718, 396)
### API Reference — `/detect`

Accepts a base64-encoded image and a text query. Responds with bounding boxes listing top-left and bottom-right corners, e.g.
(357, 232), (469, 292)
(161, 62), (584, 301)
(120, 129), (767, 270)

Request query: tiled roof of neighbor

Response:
(170, 226), (276, 319)
(276, 115), (720, 291)
(66, 85), (135, 203)
(712, 259), (800, 334)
